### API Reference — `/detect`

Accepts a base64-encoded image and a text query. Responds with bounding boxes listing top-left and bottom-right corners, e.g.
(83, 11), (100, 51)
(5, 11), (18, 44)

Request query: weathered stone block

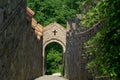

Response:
(0, 59), (2, 72)
(0, 8), (4, 25)
(0, 0), (7, 7)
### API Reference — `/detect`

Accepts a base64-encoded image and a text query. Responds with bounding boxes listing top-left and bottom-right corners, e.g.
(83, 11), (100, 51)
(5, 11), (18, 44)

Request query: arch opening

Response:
(43, 41), (65, 76)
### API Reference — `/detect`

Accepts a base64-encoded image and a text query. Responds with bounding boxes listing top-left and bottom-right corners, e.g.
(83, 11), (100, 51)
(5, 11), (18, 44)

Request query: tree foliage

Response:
(45, 42), (63, 75)
(27, 0), (82, 75)
(82, 0), (120, 79)
(27, 0), (82, 27)
(27, 0), (120, 79)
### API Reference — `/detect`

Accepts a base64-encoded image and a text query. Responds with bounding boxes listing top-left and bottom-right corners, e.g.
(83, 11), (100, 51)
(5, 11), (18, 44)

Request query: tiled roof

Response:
(43, 22), (66, 31)
(32, 18), (43, 32)
(32, 18), (37, 27)
(35, 24), (43, 32)
(31, 18), (43, 40)
(34, 24), (43, 40)
(26, 7), (43, 40)
(27, 7), (35, 17)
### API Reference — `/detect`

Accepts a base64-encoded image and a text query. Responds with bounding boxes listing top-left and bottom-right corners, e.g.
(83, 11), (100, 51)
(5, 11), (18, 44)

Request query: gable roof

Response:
(43, 22), (66, 31)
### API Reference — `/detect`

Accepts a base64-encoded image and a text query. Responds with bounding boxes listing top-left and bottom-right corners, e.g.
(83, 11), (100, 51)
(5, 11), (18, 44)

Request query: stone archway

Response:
(43, 39), (66, 54)
(42, 22), (66, 75)
(43, 40), (65, 75)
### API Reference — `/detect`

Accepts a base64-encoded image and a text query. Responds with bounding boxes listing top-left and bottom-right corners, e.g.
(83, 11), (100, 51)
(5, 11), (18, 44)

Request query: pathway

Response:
(34, 73), (68, 80)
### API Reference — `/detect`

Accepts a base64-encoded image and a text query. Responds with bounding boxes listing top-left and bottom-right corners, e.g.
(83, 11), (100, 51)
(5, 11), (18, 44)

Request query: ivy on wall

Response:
(82, 0), (120, 79)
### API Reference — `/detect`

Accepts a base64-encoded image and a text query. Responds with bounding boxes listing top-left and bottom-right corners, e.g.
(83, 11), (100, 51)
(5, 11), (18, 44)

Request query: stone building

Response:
(0, 0), (103, 80)
(42, 22), (66, 75)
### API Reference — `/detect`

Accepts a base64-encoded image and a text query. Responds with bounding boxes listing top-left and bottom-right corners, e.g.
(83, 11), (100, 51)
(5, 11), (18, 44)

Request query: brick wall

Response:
(0, 0), (42, 80)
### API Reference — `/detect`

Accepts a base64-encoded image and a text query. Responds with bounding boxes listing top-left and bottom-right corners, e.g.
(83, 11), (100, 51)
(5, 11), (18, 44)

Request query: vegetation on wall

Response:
(82, 0), (120, 79)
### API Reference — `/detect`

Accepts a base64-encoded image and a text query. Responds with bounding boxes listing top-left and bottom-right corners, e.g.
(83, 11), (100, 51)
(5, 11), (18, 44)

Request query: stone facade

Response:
(42, 22), (66, 75)
(0, 0), (43, 80)
(43, 22), (66, 49)
(65, 17), (102, 80)
(0, 0), (104, 80)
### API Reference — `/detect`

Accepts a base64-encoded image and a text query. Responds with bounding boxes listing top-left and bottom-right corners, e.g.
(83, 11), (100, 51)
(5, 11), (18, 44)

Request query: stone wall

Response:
(43, 22), (66, 47)
(0, 0), (42, 80)
(65, 17), (102, 80)
(43, 22), (66, 75)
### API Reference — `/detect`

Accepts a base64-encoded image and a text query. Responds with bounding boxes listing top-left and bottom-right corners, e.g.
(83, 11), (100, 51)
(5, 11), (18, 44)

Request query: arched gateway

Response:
(42, 22), (66, 75)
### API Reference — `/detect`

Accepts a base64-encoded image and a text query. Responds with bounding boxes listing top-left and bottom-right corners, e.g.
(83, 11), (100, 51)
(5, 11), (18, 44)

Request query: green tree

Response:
(27, 0), (82, 75)
(45, 42), (63, 75)
(82, 0), (120, 79)
(27, 0), (82, 27)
